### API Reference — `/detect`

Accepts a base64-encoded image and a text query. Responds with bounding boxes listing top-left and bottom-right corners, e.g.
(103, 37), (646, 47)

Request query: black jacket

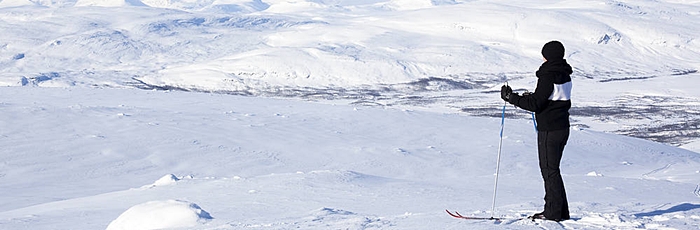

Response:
(509, 59), (572, 131)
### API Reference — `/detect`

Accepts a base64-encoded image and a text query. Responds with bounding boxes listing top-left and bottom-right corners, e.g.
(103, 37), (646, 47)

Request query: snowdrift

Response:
(106, 200), (212, 230)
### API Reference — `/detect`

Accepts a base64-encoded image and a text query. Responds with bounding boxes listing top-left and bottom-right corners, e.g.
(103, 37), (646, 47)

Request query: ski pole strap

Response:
(531, 112), (538, 132)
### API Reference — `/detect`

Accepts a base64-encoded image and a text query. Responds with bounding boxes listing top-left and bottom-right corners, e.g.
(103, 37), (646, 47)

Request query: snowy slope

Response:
(0, 0), (698, 89)
(0, 0), (35, 7)
(0, 87), (699, 229)
(1, 1), (699, 150)
(74, 0), (147, 7)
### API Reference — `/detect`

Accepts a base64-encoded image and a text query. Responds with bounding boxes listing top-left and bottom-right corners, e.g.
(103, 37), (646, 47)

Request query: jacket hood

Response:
(536, 59), (573, 78)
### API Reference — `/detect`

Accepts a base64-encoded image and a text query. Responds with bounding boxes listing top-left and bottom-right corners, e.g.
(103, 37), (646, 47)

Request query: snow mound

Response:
(106, 200), (213, 230)
(142, 174), (195, 188)
(145, 174), (181, 188)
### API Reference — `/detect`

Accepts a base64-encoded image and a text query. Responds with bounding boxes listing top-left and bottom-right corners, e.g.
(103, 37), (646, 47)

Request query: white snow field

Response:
(0, 87), (699, 230)
(1, 0), (700, 229)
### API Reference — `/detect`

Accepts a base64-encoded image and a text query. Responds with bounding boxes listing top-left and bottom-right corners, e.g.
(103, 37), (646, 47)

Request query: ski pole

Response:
(531, 112), (538, 132)
(490, 100), (507, 218)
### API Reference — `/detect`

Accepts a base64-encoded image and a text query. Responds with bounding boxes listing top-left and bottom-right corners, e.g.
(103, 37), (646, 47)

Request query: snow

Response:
(0, 0), (35, 7)
(0, 0), (699, 229)
(0, 86), (698, 229)
(74, 0), (147, 7)
(105, 200), (213, 230)
(145, 174), (182, 188)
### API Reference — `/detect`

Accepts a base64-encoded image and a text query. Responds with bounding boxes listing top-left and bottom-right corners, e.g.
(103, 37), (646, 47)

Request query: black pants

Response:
(537, 129), (570, 220)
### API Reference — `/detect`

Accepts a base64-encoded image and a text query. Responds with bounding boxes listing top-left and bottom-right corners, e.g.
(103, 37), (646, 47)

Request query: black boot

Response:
(529, 212), (563, 222)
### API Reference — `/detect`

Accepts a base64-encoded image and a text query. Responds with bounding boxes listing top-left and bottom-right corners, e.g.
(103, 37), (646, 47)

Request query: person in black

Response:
(500, 40), (572, 221)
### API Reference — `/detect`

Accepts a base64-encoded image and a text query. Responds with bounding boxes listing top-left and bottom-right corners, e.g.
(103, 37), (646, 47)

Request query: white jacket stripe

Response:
(549, 81), (572, 101)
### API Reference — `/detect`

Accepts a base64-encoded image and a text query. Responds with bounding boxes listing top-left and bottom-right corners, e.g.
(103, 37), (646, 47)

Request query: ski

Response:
(445, 210), (501, 221)
(446, 210), (532, 222)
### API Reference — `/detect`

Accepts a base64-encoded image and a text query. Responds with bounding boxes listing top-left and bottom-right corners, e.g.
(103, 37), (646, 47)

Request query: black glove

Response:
(500, 85), (512, 102)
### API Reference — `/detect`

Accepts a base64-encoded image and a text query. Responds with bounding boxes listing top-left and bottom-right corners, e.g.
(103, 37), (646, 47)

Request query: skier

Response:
(500, 40), (572, 221)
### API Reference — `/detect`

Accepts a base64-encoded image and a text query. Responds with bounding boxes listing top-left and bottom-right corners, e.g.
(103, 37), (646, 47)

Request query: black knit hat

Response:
(541, 41), (565, 60)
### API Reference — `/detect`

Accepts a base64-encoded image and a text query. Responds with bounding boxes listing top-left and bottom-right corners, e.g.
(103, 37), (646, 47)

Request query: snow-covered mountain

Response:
(1, 0), (700, 229)
(1, 0), (698, 89)
(2, 0), (699, 148)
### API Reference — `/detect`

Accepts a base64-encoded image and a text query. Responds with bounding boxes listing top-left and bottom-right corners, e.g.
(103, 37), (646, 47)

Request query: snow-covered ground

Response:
(1, 0), (700, 229)
(1, 87), (699, 229)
